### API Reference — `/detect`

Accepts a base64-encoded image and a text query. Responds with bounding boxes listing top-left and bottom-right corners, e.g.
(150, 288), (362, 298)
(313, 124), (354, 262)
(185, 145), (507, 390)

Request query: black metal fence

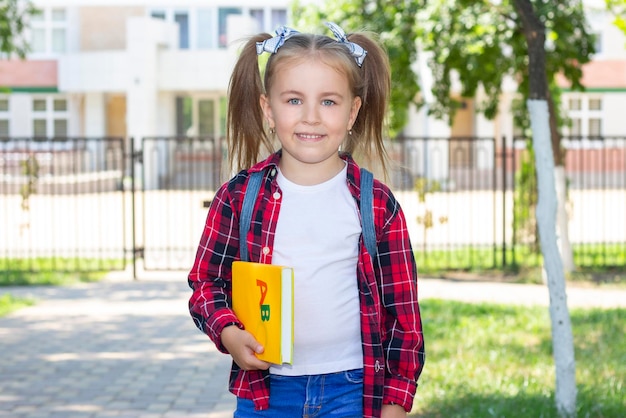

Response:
(1, 135), (624, 279)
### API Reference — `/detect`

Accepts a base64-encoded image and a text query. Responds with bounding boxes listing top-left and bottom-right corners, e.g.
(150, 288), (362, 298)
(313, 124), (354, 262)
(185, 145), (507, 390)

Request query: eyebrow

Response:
(279, 90), (344, 99)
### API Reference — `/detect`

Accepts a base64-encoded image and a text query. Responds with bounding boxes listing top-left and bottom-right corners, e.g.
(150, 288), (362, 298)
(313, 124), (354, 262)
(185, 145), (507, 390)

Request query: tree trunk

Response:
(555, 166), (575, 272)
(513, 1), (577, 416)
(528, 101), (577, 417)
(547, 74), (575, 273)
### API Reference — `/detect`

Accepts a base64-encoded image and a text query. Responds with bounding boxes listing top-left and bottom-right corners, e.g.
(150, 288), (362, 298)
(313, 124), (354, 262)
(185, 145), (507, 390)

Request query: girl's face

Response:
(261, 57), (361, 184)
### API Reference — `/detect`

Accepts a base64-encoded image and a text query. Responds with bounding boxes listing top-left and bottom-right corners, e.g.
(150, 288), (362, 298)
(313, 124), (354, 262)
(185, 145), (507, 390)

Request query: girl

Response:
(188, 22), (425, 418)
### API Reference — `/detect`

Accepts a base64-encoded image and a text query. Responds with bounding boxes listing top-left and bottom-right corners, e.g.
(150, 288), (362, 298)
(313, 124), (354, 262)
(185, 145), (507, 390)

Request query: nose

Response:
(302, 103), (320, 125)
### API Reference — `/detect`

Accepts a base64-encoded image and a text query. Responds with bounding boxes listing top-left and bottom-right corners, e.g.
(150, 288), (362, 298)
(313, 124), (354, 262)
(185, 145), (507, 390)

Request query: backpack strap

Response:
(239, 170), (264, 262)
(360, 168), (377, 259)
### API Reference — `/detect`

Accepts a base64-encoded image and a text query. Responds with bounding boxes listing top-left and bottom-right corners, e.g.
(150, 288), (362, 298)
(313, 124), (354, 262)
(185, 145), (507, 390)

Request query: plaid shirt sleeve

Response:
(187, 175), (244, 352)
(187, 158), (279, 411)
(374, 181), (425, 411)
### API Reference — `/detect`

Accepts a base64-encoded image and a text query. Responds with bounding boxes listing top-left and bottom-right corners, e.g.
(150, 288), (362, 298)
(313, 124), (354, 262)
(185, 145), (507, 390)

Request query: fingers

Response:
(221, 325), (272, 371)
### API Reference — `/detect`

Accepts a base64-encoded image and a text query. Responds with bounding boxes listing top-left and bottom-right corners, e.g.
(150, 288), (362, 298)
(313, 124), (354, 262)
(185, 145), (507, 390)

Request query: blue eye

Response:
(322, 100), (335, 106)
(288, 98), (302, 105)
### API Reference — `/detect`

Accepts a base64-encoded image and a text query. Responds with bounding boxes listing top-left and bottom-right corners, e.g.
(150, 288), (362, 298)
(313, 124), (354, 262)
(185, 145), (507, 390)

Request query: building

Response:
(0, 0), (624, 184)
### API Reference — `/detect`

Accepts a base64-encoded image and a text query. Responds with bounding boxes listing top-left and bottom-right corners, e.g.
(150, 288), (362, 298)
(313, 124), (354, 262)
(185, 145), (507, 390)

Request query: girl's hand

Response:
(221, 325), (271, 371)
(381, 404), (407, 418)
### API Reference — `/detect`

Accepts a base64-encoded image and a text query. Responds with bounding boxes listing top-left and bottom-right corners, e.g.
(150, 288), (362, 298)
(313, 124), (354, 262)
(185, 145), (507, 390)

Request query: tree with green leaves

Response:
(0, 0), (39, 58)
(421, 0), (595, 275)
(513, 2), (577, 416)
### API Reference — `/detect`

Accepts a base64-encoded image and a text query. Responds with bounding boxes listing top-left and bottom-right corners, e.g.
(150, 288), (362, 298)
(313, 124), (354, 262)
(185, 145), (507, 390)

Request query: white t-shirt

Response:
(270, 164), (363, 376)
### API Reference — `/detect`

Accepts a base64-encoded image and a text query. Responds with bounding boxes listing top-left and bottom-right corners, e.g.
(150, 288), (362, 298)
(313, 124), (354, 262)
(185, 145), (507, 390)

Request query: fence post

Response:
(130, 137), (140, 280)
(501, 135), (508, 268)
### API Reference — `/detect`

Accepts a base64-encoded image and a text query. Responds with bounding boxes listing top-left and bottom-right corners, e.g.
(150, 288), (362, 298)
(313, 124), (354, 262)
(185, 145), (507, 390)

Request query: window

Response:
(29, 7), (67, 55)
(594, 32), (602, 54)
(589, 98), (602, 111)
(51, 8), (66, 53)
(218, 8), (242, 48)
(271, 9), (287, 29)
(565, 95), (603, 138)
(176, 96), (225, 137)
(569, 118), (582, 136)
(0, 120), (8, 136)
(0, 98), (8, 136)
(250, 9), (264, 32)
(53, 99), (67, 111)
(150, 9), (190, 49)
(589, 118), (602, 136)
(175, 12), (189, 49)
(33, 99), (46, 112)
(198, 100), (215, 136)
(151, 10), (166, 20)
(29, 12), (45, 53)
(54, 119), (68, 137)
(568, 98), (581, 111)
(176, 97), (193, 136)
(33, 119), (47, 137)
(32, 96), (69, 137)
(197, 9), (213, 49)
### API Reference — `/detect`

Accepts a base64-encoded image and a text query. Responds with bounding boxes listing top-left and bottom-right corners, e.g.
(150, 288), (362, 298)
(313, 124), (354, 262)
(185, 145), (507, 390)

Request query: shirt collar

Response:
(248, 150), (362, 188)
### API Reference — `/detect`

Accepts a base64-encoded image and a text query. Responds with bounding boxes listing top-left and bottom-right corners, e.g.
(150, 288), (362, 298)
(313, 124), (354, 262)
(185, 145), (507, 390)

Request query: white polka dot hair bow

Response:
(256, 26), (300, 55)
(324, 21), (367, 67)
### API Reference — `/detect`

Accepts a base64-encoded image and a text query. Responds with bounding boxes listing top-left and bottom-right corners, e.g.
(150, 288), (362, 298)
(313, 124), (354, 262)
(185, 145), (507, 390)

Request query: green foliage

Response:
(606, 0), (626, 37)
(414, 178), (448, 254)
(413, 300), (626, 417)
(19, 154), (39, 211)
(513, 140), (539, 250)
(0, 0), (40, 57)
(421, 0), (595, 125)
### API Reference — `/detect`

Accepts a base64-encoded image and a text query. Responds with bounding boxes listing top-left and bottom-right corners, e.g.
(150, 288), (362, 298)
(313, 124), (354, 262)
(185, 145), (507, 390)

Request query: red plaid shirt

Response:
(188, 152), (425, 417)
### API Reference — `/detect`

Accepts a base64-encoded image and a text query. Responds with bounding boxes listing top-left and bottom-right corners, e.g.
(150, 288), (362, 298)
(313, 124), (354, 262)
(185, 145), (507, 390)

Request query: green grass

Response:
(415, 243), (626, 285)
(0, 257), (115, 286)
(0, 294), (34, 317)
(0, 258), (111, 316)
(411, 300), (626, 417)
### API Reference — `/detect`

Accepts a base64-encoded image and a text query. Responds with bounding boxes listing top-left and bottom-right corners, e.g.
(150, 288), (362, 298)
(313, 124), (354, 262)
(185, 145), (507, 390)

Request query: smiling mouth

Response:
(298, 133), (324, 140)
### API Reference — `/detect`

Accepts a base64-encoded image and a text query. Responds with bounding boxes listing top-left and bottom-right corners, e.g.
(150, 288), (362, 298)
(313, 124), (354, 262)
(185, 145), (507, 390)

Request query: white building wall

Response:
(156, 92), (176, 138)
(84, 92), (106, 136)
(9, 95), (32, 136)
(602, 95), (626, 136)
(59, 52), (130, 92)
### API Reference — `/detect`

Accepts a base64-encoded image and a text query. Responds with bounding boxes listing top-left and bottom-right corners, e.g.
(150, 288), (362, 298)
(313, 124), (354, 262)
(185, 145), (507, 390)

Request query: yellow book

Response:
(231, 261), (294, 365)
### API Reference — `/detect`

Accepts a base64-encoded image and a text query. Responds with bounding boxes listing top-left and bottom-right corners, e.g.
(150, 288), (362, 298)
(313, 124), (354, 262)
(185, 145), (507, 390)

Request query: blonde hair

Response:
(227, 28), (391, 174)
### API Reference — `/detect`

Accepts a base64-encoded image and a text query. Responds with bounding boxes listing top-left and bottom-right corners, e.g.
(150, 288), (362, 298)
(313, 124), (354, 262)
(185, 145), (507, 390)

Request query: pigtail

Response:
(345, 32), (392, 177)
(227, 33), (273, 172)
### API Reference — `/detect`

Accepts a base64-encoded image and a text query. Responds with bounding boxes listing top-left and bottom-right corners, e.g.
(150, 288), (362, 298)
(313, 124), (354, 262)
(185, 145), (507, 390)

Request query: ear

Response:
(348, 96), (362, 130)
(260, 94), (275, 128)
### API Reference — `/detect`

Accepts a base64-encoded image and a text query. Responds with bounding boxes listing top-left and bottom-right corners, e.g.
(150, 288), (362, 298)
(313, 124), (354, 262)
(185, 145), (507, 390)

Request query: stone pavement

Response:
(1, 274), (624, 418)
(0, 276), (235, 418)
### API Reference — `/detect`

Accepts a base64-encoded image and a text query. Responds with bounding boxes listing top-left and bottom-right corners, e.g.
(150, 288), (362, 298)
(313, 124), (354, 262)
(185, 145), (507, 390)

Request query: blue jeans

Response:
(234, 369), (364, 417)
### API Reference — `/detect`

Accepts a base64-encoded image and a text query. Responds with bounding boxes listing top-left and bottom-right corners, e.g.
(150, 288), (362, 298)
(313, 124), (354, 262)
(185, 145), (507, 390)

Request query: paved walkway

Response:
(1, 274), (624, 418)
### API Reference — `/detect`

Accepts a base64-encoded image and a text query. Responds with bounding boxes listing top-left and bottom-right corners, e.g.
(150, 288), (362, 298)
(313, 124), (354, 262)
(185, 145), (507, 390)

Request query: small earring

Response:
(269, 127), (275, 135)
(348, 129), (353, 136)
